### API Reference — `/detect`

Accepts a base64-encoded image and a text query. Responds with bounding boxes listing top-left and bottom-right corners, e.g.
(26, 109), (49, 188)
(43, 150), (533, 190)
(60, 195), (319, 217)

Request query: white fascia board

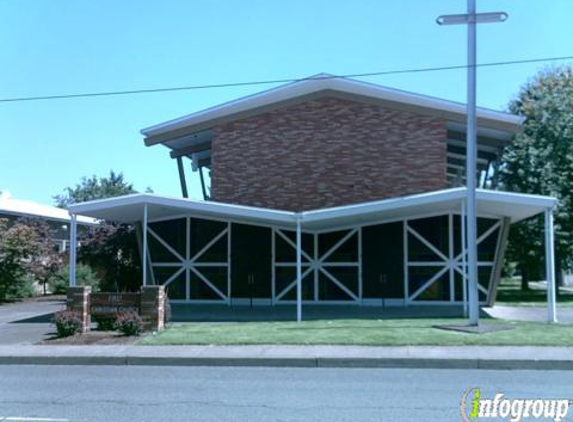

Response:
(0, 199), (98, 225)
(68, 193), (297, 226)
(141, 74), (522, 138)
(301, 188), (466, 223)
(476, 189), (558, 209)
(67, 189), (557, 228)
(67, 193), (148, 214)
(300, 187), (557, 225)
(321, 76), (522, 126)
(140, 76), (328, 136)
(153, 196), (297, 224)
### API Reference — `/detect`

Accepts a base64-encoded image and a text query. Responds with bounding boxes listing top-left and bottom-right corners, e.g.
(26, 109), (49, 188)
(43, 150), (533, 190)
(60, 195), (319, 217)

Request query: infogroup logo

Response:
(460, 387), (571, 422)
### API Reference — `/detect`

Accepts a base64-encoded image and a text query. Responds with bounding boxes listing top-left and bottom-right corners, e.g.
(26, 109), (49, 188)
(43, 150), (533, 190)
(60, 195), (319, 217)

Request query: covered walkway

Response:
(67, 187), (559, 323)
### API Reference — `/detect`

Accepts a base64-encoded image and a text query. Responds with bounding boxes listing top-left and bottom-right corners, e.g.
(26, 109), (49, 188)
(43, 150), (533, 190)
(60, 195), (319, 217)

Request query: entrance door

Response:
(231, 223), (272, 305)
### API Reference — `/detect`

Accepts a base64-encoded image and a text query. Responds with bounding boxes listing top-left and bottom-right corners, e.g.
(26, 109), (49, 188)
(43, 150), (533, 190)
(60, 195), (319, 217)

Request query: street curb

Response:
(315, 358), (478, 369)
(0, 355), (572, 370)
(126, 357), (317, 367)
(477, 359), (573, 371)
(0, 356), (127, 366)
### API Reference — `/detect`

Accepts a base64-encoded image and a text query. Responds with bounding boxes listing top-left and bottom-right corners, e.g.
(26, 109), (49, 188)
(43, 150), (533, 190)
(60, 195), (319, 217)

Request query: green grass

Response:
(138, 318), (573, 346)
(496, 278), (573, 307)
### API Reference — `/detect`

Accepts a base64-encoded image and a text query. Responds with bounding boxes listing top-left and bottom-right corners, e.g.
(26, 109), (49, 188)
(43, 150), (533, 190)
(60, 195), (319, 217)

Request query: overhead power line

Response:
(1, 55), (572, 103)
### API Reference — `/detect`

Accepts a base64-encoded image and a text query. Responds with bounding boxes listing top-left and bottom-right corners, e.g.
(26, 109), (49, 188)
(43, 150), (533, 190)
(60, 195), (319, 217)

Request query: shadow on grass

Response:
(496, 279), (573, 304)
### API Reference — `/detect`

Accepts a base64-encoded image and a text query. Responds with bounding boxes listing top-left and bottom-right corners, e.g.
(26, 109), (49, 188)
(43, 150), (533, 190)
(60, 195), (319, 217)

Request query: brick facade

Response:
(211, 97), (447, 211)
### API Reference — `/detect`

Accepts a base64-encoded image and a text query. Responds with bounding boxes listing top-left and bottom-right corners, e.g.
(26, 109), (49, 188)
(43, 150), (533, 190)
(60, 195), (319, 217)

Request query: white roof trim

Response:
(302, 188), (557, 223)
(0, 198), (98, 225)
(68, 193), (297, 226)
(67, 188), (556, 229)
(141, 74), (523, 138)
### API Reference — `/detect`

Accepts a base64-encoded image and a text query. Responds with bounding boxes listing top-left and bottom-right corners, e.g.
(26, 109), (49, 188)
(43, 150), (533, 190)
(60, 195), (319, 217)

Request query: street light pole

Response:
(437, 1), (507, 326)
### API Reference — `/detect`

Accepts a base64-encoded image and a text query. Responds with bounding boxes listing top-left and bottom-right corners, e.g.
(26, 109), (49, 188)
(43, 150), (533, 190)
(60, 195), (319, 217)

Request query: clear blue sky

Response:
(1, 0), (571, 205)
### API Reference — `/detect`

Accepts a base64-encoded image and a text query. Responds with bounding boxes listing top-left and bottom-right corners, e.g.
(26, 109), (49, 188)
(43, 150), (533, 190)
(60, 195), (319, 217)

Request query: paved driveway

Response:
(0, 298), (64, 344)
(484, 305), (573, 324)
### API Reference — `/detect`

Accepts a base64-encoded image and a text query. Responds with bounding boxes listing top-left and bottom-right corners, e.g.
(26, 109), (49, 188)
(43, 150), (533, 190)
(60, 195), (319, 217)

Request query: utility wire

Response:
(1, 55), (572, 103)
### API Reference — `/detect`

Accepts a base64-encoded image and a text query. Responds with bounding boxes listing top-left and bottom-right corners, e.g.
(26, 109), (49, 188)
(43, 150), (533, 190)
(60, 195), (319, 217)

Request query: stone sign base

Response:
(66, 285), (167, 333)
(66, 286), (91, 333)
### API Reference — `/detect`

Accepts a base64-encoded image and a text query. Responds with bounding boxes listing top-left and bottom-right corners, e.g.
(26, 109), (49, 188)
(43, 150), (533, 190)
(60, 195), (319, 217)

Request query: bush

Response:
(48, 263), (101, 294)
(6, 273), (37, 300)
(114, 311), (143, 336)
(52, 310), (82, 337)
(93, 315), (115, 331)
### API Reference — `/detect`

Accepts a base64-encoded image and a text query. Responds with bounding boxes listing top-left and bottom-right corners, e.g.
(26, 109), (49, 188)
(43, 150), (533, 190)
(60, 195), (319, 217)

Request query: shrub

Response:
(48, 263), (101, 294)
(6, 273), (37, 300)
(93, 315), (115, 331)
(52, 310), (82, 337)
(114, 311), (143, 336)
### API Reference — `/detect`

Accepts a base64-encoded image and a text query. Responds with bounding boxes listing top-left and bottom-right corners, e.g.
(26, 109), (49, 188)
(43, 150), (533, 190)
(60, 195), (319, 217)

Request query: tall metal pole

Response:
(465, 0), (480, 325)
(461, 200), (468, 317)
(545, 208), (557, 323)
(437, 1), (507, 326)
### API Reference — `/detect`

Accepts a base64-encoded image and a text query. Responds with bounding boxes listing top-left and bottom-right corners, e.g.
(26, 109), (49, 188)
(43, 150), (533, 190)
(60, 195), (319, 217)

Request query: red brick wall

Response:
(210, 97), (447, 211)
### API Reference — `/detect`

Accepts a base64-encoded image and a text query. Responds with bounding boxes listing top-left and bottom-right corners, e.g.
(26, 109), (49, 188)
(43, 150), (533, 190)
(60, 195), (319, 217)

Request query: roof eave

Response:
(141, 75), (523, 146)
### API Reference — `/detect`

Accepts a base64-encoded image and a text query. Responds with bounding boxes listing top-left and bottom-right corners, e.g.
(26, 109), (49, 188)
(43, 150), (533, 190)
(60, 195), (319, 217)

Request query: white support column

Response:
(403, 220), (409, 306)
(271, 229), (276, 305)
(186, 217), (191, 301)
(68, 213), (77, 287)
(545, 208), (557, 323)
(142, 204), (148, 286)
(296, 216), (302, 322)
(358, 227), (363, 302)
(227, 222), (232, 306)
(448, 214), (454, 302)
(461, 201), (468, 317)
(314, 233), (319, 302)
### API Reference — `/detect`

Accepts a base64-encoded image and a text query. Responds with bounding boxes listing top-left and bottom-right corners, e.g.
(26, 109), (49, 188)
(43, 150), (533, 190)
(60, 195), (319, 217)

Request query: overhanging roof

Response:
(302, 188), (556, 231)
(0, 197), (97, 225)
(141, 73), (524, 147)
(68, 188), (556, 232)
(68, 193), (297, 228)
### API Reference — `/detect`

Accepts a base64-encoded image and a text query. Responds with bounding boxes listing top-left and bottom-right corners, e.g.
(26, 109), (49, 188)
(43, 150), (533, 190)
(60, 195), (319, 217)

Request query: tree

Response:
(54, 170), (136, 207)
(54, 171), (143, 292)
(20, 218), (64, 295)
(0, 218), (62, 301)
(78, 224), (142, 292)
(499, 65), (573, 289)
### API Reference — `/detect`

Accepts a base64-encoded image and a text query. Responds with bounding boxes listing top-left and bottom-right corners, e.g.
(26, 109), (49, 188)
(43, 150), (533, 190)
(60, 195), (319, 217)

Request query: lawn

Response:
(138, 318), (573, 346)
(495, 277), (573, 307)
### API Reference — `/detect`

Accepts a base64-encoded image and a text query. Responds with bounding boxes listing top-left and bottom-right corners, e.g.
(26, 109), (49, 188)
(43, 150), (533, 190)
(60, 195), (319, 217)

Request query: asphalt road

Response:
(0, 366), (572, 422)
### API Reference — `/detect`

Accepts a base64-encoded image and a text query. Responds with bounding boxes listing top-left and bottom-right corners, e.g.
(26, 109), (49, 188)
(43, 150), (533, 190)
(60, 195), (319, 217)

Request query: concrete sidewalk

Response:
(0, 344), (571, 370)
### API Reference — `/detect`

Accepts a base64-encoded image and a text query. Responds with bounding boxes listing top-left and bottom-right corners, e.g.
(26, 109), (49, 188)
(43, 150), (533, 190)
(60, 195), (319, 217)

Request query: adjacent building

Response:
(0, 192), (97, 252)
